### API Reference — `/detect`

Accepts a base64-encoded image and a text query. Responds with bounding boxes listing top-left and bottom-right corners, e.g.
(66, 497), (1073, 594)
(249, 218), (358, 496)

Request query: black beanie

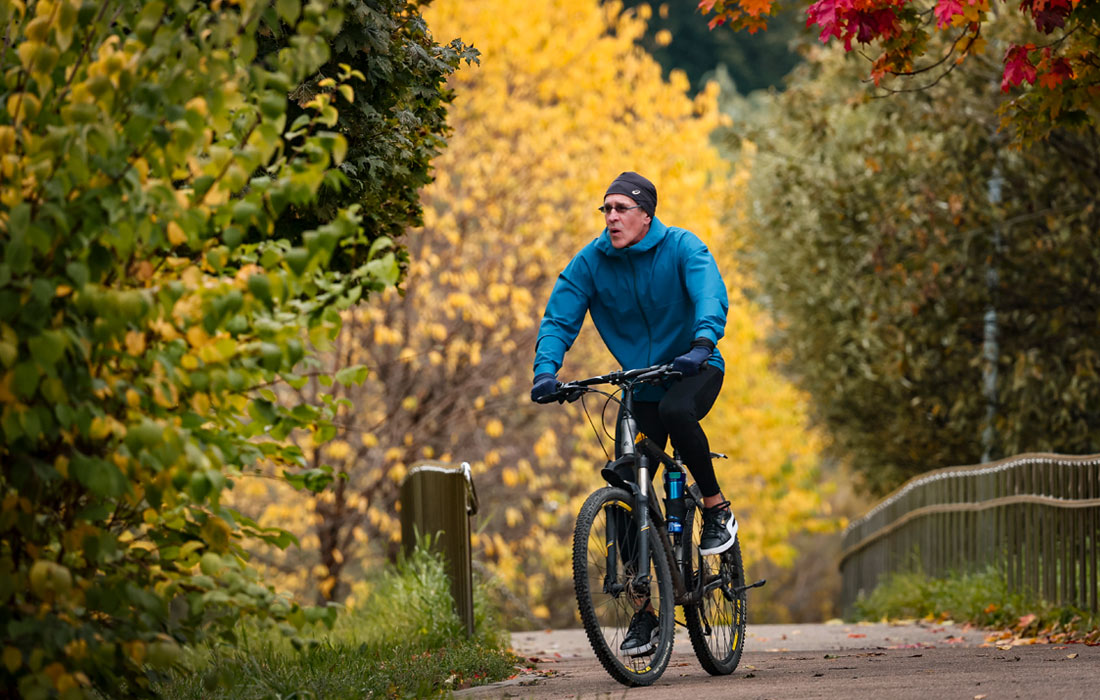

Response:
(604, 171), (657, 217)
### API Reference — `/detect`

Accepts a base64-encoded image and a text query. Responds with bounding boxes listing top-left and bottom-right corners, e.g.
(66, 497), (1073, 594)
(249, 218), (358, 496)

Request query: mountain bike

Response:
(537, 364), (765, 686)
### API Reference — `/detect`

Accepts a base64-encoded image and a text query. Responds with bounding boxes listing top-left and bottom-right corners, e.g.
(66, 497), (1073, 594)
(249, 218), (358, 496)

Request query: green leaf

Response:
(12, 361), (40, 398)
(72, 454), (129, 498)
(65, 261), (89, 288)
(368, 236), (393, 259)
(282, 467), (334, 494)
(334, 364), (369, 386)
(248, 398), (278, 426)
(8, 204), (30, 238)
(365, 252), (399, 286)
(27, 331), (66, 368)
(248, 273), (274, 306)
(285, 247), (311, 276)
(276, 0), (301, 24)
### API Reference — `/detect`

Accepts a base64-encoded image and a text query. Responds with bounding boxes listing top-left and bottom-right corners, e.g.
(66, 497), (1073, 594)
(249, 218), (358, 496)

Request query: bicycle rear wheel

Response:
(572, 486), (675, 686)
(682, 496), (747, 675)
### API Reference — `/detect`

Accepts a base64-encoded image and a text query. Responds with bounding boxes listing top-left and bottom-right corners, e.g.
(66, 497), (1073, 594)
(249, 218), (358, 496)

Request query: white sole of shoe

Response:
(698, 516), (738, 556)
(621, 627), (659, 657)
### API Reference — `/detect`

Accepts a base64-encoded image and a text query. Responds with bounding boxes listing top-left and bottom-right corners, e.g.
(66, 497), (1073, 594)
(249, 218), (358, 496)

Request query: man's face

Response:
(603, 193), (651, 249)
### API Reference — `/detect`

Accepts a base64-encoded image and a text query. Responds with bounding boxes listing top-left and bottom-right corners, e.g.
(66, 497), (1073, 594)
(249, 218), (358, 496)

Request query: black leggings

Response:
(615, 366), (724, 498)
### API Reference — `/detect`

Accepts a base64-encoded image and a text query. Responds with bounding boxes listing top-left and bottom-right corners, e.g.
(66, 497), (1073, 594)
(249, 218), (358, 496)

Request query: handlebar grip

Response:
(535, 384), (584, 404)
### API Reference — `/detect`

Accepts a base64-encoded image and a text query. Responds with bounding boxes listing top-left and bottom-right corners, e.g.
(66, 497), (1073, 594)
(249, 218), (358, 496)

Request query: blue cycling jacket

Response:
(533, 217), (728, 400)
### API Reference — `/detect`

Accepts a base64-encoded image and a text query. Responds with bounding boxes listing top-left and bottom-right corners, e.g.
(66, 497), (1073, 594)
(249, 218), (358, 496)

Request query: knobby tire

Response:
(572, 486), (675, 687)
(681, 497), (747, 675)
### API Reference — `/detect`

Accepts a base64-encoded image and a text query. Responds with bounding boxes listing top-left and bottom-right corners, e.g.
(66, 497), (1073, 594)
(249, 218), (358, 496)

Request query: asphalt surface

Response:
(455, 622), (1100, 699)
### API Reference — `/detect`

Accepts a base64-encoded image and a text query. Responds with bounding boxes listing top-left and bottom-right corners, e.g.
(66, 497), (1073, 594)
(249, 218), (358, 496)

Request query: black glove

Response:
(531, 373), (560, 403)
(671, 339), (714, 377)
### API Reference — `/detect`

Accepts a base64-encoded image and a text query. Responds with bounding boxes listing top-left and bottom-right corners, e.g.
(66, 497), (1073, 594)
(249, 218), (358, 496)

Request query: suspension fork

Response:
(633, 450), (652, 597)
(617, 391), (655, 599)
(603, 404), (639, 597)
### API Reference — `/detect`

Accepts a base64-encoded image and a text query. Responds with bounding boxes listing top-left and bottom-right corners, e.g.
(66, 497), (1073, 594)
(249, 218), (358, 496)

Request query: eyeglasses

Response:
(598, 203), (643, 215)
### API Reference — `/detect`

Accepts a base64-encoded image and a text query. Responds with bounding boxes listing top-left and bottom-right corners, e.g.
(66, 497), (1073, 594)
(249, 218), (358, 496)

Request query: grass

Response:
(156, 542), (519, 699)
(851, 565), (1100, 642)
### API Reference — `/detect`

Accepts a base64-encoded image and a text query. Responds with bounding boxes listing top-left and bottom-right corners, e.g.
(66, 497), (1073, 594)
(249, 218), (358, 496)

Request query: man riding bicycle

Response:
(531, 171), (737, 653)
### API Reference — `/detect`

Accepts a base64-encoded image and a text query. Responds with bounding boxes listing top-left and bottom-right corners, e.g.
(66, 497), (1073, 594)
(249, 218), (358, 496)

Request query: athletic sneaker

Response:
(619, 609), (659, 656)
(699, 501), (738, 555)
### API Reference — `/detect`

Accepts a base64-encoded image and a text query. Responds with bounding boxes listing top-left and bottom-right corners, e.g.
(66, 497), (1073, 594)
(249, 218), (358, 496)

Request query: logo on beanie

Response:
(632, 189), (641, 195)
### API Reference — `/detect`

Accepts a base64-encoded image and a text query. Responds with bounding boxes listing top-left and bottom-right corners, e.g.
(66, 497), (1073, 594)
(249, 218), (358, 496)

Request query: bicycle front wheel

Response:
(572, 486), (675, 687)
(682, 498), (747, 675)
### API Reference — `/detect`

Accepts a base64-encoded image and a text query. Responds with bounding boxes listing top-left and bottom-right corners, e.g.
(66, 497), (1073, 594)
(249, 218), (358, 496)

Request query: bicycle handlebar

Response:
(535, 363), (682, 404)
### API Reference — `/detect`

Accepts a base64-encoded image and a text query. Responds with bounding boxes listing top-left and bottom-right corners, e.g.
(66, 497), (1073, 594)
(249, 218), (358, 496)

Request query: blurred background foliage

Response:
(727, 14), (1100, 494)
(615, 0), (807, 95)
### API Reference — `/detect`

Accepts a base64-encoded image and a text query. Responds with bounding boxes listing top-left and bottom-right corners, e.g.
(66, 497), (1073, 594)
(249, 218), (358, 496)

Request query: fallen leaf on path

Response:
(847, 633), (866, 638)
(1067, 653), (1079, 659)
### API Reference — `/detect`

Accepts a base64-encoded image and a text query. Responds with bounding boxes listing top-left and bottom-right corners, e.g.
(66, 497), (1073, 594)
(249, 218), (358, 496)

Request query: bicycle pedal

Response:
(733, 578), (767, 594)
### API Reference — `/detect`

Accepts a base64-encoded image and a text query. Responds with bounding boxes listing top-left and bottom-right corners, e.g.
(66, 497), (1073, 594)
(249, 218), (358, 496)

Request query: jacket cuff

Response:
(690, 337), (715, 353)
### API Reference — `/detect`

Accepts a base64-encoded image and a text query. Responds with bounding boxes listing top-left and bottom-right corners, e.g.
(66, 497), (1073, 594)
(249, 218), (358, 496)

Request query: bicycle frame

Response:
(545, 364), (732, 605)
(606, 377), (708, 607)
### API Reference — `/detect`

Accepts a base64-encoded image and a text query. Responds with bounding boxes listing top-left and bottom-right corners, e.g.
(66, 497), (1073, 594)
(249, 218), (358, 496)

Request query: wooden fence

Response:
(839, 453), (1100, 614)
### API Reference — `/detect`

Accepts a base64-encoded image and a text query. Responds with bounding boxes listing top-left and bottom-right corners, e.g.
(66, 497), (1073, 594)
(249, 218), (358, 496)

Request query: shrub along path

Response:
(458, 622), (1100, 699)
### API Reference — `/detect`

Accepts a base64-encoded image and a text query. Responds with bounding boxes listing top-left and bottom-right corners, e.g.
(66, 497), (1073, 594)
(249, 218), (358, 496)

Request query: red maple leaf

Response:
(1038, 56), (1073, 89)
(1020, 0), (1073, 33)
(934, 0), (965, 28)
(1002, 44), (1038, 92)
(807, 0), (904, 51)
(807, 0), (845, 43)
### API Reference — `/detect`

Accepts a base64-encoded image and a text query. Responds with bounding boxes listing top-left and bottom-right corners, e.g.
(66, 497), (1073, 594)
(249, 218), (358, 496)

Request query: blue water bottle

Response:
(665, 467), (686, 534)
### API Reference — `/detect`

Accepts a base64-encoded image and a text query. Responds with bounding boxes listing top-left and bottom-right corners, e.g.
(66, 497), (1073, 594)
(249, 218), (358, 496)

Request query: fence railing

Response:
(839, 453), (1100, 614)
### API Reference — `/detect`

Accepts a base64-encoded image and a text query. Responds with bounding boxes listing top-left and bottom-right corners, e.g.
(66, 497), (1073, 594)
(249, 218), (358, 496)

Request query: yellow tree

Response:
(235, 0), (839, 623)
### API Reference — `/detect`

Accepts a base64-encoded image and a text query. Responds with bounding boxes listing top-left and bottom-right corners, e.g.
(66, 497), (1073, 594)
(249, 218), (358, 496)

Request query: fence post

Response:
(399, 461), (480, 636)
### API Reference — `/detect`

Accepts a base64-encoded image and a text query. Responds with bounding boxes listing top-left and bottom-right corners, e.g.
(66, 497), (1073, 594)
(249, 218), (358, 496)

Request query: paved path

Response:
(456, 622), (1100, 699)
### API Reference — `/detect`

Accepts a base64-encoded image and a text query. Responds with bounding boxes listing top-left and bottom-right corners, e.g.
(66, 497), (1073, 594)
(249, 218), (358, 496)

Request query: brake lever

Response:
(637, 365), (681, 383)
(559, 386), (585, 403)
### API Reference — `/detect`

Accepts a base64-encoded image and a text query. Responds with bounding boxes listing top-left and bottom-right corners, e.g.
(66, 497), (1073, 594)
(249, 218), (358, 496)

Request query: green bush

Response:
(0, 0), (469, 696)
(851, 566), (1099, 633)
(157, 543), (515, 699)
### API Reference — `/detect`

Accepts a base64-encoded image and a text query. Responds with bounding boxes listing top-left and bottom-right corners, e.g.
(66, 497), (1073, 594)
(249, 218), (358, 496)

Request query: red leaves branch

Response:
(798, 0), (1084, 94)
(805, 0), (905, 51)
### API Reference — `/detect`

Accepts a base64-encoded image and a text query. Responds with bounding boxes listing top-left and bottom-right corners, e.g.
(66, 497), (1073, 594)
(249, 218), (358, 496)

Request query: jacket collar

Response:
(595, 217), (668, 257)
